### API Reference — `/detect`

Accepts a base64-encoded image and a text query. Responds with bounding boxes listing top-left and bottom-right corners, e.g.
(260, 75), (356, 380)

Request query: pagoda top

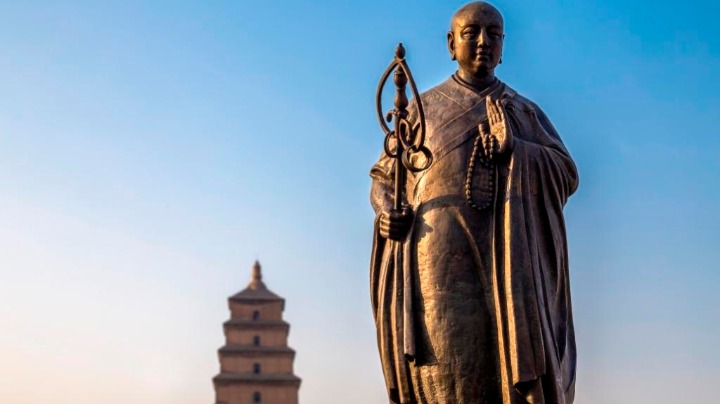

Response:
(229, 260), (284, 302)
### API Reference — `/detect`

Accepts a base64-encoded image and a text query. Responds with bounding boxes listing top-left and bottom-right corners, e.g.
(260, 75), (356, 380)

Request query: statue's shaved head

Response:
(447, 1), (505, 88)
(451, 2), (503, 31)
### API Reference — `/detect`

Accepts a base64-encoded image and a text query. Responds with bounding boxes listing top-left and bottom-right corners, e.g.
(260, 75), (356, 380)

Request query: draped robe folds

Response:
(370, 76), (579, 404)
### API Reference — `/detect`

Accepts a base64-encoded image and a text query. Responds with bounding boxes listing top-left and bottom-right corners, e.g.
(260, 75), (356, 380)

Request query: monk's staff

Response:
(376, 43), (432, 210)
(375, 43), (432, 360)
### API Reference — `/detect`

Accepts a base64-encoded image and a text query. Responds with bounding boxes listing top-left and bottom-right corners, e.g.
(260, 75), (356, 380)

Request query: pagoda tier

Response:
(213, 261), (301, 404)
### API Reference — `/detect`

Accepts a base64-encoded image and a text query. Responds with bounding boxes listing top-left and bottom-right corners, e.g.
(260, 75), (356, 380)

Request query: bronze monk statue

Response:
(369, 2), (579, 403)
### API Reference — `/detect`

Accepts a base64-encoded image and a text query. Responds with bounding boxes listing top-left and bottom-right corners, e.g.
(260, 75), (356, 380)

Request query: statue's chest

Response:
(409, 117), (495, 208)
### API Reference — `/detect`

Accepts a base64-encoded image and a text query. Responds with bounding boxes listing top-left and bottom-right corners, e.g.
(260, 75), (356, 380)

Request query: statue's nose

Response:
(478, 28), (490, 46)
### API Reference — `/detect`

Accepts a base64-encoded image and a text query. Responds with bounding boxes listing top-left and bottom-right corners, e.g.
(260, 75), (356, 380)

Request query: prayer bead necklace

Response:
(465, 132), (496, 210)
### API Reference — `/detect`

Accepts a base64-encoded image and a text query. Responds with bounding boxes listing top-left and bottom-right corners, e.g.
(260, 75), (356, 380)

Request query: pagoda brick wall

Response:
(225, 328), (288, 346)
(229, 301), (283, 320)
(216, 384), (298, 404)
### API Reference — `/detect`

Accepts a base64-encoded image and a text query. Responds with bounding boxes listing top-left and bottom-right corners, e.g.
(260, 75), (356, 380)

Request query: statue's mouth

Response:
(476, 47), (492, 56)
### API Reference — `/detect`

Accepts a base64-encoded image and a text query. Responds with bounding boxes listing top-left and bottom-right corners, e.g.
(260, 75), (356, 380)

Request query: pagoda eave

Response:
(213, 373), (302, 386)
(223, 319), (290, 330)
(218, 345), (296, 359)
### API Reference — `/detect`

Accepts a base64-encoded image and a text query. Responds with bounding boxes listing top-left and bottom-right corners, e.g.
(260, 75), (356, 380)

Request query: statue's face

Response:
(448, 4), (504, 77)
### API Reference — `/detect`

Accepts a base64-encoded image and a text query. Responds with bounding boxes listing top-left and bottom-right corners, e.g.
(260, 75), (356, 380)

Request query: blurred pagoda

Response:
(213, 261), (301, 404)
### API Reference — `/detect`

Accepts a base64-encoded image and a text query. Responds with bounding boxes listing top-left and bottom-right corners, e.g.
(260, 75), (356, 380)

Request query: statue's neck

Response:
(455, 69), (497, 93)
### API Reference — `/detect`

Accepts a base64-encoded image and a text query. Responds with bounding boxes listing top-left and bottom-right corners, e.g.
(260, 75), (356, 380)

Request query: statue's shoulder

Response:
(502, 83), (564, 140)
(502, 84), (542, 114)
(417, 78), (458, 107)
(408, 78), (462, 121)
(412, 77), (479, 117)
(503, 83), (545, 116)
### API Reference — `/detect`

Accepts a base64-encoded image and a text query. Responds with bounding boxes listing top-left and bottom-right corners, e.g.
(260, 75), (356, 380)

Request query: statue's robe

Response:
(370, 76), (578, 404)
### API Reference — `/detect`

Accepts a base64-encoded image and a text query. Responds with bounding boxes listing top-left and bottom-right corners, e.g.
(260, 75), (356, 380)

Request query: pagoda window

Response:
(253, 391), (262, 403)
(253, 310), (260, 321)
(253, 335), (261, 346)
(253, 363), (261, 374)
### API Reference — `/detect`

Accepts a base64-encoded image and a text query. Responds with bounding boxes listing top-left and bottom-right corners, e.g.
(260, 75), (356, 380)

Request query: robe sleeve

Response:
(501, 100), (579, 402)
(370, 151), (395, 215)
(368, 99), (421, 403)
(509, 101), (579, 203)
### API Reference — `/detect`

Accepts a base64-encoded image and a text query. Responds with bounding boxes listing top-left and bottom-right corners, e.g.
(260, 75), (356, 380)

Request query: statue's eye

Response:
(462, 29), (477, 38)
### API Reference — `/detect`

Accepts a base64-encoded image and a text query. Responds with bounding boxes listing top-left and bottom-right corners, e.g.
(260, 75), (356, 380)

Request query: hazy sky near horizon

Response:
(1, 1), (719, 403)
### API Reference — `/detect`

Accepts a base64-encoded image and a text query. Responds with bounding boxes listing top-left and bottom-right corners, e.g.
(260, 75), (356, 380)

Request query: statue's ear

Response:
(447, 31), (456, 60)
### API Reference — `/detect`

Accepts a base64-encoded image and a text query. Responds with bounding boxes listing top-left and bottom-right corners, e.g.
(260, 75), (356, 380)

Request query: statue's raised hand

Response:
(481, 96), (514, 160)
(379, 207), (413, 241)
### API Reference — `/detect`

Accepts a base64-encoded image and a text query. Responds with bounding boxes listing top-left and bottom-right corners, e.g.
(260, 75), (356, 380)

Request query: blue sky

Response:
(0, 1), (718, 403)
